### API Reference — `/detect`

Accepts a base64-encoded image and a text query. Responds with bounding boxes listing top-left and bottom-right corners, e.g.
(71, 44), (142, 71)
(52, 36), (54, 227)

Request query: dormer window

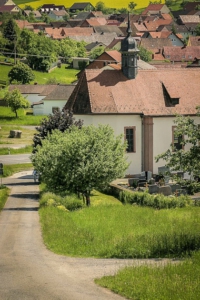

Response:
(162, 83), (180, 106)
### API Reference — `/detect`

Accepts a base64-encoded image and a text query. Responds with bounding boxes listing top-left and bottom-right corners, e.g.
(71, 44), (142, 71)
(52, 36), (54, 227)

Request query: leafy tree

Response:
(155, 113), (200, 177)
(195, 24), (200, 36)
(128, 2), (137, 11)
(24, 5), (34, 11)
(172, 24), (177, 35)
(138, 46), (152, 62)
(118, 7), (128, 13)
(2, 18), (19, 42)
(32, 125), (129, 206)
(8, 62), (35, 84)
(4, 88), (30, 117)
(32, 110), (83, 151)
(95, 1), (106, 11)
(90, 46), (105, 59)
(57, 38), (86, 63)
(27, 35), (57, 71)
(17, 28), (36, 54)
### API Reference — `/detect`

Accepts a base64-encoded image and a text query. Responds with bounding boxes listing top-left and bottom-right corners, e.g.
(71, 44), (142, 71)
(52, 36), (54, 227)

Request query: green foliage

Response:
(39, 201), (200, 258)
(8, 62), (35, 84)
(40, 191), (84, 211)
(78, 60), (89, 70)
(2, 163), (33, 177)
(195, 23), (200, 36)
(0, 106), (44, 125)
(138, 45), (152, 62)
(57, 39), (87, 63)
(2, 18), (19, 42)
(0, 145), (32, 155)
(119, 190), (192, 208)
(32, 109), (83, 151)
(95, 251), (200, 300)
(90, 46), (105, 59)
(0, 186), (9, 211)
(3, 88), (30, 117)
(32, 125), (129, 205)
(95, 1), (106, 11)
(173, 176), (200, 195)
(155, 114), (200, 176)
(128, 1), (137, 11)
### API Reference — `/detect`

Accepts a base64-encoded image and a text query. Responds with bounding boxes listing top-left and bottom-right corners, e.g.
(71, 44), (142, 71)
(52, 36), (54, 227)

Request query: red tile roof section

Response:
(65, 68), (200, 116)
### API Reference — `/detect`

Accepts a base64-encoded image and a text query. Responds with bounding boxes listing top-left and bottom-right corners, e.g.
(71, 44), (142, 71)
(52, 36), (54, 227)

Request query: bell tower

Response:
(121, 13), (139, 79)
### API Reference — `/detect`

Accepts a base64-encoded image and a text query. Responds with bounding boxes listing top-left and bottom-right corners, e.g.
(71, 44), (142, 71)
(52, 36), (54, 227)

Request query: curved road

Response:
(0, 171), (173, 300)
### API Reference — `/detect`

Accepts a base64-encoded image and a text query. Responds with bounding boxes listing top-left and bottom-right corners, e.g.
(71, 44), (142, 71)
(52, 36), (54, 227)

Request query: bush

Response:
(118, 190), (192, 209)
(39, 191), (84, 211)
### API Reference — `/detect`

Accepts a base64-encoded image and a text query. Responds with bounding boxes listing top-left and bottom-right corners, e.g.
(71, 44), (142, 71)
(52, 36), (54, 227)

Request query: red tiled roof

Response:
(142, 4), (165, 15)
(62, 27), (94, 36)
(15, 20), (32, 29)
(65, 68), (200, 116)
(0, 5), (17, 12)
(161, 13), (173, 20)
(105, 50), (121, 62)
(163, 46), (200, 61)
(188, 36), (200, 46)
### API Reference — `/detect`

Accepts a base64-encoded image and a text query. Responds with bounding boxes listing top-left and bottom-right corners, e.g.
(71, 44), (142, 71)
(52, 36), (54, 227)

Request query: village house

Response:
(48, 9), (69, 21)
(69, 2), (94, 13)
(0, 0), (20, 14)
(64, 15), (200, 176)
(9, 84), (75, 116)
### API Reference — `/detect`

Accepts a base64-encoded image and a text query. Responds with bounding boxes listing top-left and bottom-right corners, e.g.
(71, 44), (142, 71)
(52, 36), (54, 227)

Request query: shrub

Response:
(118, 190), (192, 209)
(61, 197), (84, 211)
(39, 191), (84, 211)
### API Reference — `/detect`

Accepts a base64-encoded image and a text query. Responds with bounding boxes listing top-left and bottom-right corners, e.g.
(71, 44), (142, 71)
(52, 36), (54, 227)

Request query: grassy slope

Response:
(0, 64), (79, 86)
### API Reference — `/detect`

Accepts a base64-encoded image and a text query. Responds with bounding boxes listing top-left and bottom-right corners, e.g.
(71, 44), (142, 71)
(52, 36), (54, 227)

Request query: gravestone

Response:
(148, 184), (159, 194)
(158, 185), (172, 196)
(169, 183), (181, 193)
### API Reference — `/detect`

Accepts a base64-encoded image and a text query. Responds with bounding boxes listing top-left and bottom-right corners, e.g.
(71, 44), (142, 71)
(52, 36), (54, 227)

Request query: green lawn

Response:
(38, 188), (200, 299)
(2, 163), (33, 177)
(95, 251), (200, 300)
(0, 63), (79, 86)
(0, 107), (45, 125)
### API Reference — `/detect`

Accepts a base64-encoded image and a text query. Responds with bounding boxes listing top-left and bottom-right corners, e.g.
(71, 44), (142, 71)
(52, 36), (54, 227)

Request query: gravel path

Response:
(0, 171), (176, 300)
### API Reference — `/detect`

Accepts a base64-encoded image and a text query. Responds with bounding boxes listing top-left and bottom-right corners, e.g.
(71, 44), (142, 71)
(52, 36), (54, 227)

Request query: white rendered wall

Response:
(153, 116), (200, 174)
(75, 114), (143, 175)
(43, 100), (66, 115)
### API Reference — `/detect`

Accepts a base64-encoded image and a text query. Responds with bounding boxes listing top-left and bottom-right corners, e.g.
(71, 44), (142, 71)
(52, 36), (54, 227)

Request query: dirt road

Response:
(0, 171), (172, 300)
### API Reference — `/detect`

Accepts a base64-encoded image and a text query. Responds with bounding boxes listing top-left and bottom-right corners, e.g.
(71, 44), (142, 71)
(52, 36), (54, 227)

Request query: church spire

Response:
(127, 12), (132, 37)
(121, 12), (139, 79)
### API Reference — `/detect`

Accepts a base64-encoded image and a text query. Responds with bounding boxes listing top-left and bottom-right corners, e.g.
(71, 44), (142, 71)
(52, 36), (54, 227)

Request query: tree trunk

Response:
(15, 109), (18, 118)
(85, 193), (90, 206)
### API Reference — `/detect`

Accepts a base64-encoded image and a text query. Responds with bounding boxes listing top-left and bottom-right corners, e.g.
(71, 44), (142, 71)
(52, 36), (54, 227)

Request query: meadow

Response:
(38, 188), (200, 300)
(0, 63), (79, 85)
(15, 0), (165, 10)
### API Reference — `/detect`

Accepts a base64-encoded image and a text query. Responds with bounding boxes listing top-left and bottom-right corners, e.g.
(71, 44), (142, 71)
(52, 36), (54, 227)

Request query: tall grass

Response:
(39, 200), (200, 258)
(0, 145), (33, 155)
(2, 163), (33, 177)
(0, 185), (9, 211)
(95, 251), (200, 300)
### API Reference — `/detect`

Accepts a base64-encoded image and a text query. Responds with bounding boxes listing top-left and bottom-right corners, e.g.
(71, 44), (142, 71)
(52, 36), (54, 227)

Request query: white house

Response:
(9, 84), (75, 116)
(64, 17), (200, 176)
